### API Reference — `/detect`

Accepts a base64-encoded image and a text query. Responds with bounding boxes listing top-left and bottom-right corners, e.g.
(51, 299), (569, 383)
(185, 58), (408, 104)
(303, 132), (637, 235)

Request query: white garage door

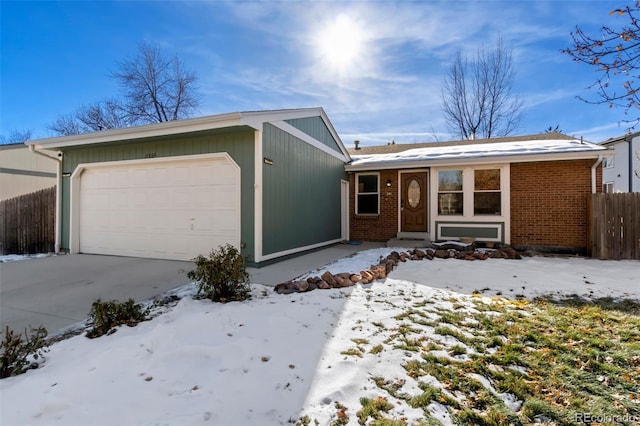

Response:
(78, 155), (240, 261)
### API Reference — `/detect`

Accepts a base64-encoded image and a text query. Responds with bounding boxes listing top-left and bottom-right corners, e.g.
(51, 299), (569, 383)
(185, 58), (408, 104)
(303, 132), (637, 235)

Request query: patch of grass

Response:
(537, 295), (640, 315)
(341, 347), (364, 358)
(352, 338), (370, 345)
(520, 399), (569, 425)
(436, 310), (466, 324)
(330, 402), (349, 426)
(336, 284), (640, 425)
(357, 396), (394, 424)
(407, 384), (440, 409)
(433, 325), (472, 345)
(449, 345), (467, 356)
(394, 335), (427, 352)
(370, 344), (384, 354)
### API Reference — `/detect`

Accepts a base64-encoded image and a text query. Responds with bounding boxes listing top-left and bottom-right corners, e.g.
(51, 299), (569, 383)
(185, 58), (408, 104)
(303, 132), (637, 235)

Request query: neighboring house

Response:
(600, 133), (640, 192)
(0, 143), (57, 201)
(346, 132), (612, 254)
(26, 108), (351, 264)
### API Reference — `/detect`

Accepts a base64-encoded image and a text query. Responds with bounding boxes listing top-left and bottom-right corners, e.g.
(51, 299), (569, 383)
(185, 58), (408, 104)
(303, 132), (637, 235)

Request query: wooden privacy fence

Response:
(589, 193), (640, 260)
(0, 186), (56, 255)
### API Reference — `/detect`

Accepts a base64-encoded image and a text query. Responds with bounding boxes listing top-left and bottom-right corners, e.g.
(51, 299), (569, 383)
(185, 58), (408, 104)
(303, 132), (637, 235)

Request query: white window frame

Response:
(355, 172), (380, 215)
(473, 168), (502, 216)
(603, 157), (615, 168)
(433, 165), (509, 219)
(604, 182), (615, 193)
(437, 169), (464, 216)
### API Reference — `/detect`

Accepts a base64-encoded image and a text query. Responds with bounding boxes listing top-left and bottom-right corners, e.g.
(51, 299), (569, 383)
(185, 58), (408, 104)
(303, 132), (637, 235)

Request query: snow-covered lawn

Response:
(1, 251), (638, 425)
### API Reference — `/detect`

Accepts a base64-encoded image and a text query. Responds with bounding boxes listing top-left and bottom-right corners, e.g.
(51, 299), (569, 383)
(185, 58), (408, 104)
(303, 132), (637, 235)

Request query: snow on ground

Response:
(1, 251), (638, 426)
(0, 253), (54, 263)
(392, 255), (640, 301)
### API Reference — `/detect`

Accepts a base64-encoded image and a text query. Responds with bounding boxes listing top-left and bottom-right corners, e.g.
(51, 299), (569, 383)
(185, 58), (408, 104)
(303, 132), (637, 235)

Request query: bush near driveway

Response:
(187, 244), (251, 303)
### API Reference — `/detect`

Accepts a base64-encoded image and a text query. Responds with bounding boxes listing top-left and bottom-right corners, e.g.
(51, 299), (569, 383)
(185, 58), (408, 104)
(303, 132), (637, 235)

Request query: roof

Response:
(599, 131), (640, 146)
(0, 142), (30, 150)
(346, 136), (612, 171)
(26, 107), (349, 160)
(347, 132), (576, 155)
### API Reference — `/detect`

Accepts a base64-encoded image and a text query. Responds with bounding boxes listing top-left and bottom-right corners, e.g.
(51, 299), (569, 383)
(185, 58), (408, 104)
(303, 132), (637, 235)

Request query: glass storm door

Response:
(401, 172), (428, 232)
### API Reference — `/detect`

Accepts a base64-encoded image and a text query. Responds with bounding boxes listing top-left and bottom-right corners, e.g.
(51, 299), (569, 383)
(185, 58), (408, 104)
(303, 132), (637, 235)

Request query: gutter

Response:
(624, 135), (634, 191)
(591, 155), (604, 194)
(29, 145), (63, 253)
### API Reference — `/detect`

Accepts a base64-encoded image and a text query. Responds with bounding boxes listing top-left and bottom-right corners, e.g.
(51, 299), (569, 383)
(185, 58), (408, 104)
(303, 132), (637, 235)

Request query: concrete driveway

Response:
(0, 255), (194, 335)
(0, 242), (385, 336)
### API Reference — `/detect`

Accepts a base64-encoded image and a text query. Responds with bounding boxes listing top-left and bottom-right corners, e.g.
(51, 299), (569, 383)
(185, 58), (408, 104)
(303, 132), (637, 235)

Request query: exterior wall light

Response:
(386, 179), (392, 187)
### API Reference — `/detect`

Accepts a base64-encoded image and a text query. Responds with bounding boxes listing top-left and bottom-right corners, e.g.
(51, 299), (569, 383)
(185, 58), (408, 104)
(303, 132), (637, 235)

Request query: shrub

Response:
(86, 298), (149, 338)
(187, 244), (251, 302)
(0, 325), (48, 378)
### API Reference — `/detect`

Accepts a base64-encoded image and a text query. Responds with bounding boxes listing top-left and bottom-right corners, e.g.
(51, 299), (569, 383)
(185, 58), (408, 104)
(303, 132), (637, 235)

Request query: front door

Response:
(401, 172), (428, 232)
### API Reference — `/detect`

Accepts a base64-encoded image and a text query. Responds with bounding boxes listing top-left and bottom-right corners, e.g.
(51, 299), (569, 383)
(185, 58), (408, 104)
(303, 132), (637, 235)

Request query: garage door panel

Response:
(110, 169), (129, 188)
(79, 156), (240, 261)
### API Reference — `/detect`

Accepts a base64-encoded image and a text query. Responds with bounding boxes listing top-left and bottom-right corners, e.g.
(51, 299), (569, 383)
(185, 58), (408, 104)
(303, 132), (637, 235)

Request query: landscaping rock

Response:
(317, 280), (331, 289)
(321, 271), (337, 287)
(294, 280), (310, 292)
(275, 244), (523, 295)
(275, 281), (296, 294)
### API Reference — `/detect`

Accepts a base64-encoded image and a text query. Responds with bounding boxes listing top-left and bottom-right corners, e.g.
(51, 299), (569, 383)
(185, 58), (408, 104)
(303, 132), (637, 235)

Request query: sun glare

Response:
(317, 14), (364, 72)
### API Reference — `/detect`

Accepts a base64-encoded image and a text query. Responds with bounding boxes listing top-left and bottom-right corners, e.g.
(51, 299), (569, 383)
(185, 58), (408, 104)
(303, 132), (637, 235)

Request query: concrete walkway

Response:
(0, 242), (384, 335)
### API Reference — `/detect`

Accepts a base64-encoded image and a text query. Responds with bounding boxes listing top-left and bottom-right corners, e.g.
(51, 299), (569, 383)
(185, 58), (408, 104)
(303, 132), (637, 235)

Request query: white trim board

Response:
(270, 120), (349, 162)
(259, 238), (343, 262)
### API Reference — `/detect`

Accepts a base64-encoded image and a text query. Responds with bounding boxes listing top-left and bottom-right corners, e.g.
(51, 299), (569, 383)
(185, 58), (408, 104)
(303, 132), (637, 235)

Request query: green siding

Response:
(284, 117), (342, 153)
(262, 123), (346, 255)
(436, 222), (504, 241)
(60, 128), (256, 261)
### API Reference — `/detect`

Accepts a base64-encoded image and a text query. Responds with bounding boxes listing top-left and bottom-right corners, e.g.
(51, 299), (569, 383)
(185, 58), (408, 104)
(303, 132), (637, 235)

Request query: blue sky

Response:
(0, 0), (631, 147)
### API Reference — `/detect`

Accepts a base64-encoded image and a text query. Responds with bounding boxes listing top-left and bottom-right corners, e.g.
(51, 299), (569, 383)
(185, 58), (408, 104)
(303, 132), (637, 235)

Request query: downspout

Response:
(627, 135), (634, 191)
(591, 155), (604, 194)
(29, 145), (63, 253)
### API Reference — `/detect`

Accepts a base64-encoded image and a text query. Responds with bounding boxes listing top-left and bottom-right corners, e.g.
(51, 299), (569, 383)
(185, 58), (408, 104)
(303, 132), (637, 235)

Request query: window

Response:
(603, 157), (615, 168)
(474, 169), (501, 215)
(436, 166), (506, 217)
(356, 173), (379, 214)
(438, 170), (463, 215)
(604, 182), (614, 193)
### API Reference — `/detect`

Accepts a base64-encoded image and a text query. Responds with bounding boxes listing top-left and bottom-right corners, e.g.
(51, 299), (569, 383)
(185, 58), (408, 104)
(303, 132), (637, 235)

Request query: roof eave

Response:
(345, 150), (612, 172)
(27, 112), (246, 149)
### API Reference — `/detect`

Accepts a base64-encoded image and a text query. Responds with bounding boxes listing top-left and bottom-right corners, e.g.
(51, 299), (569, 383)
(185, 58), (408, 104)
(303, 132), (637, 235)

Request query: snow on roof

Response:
(349, 138), (609, 168)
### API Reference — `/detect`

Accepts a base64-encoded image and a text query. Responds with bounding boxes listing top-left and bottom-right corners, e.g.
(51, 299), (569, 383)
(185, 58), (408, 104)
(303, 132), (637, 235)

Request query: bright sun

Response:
(317, 14), (365, 72)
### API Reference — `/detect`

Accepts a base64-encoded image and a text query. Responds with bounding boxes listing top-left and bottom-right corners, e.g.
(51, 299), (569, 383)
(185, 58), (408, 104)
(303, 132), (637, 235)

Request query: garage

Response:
(74, 153), (240, 261)
(28, 108), (351, 264)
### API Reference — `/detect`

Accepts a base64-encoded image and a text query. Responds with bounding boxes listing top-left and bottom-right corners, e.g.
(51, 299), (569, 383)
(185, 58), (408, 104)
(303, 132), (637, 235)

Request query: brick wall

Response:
(510, 159), (602, 251)
(348, 160), (602, 251)
(349, 170), (398, 242)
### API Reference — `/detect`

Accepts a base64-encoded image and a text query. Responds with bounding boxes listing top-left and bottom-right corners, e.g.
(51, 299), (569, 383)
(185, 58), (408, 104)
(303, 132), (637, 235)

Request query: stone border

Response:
(274, 246), (522, 294)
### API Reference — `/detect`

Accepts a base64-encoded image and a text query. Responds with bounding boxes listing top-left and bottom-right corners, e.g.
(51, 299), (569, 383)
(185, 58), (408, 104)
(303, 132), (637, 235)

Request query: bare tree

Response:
(76, 98), (129, 131)
(112, 42), (201, 124)
(0, 128), (33, 144)
(441, 38), (523, 140)
(563, 3), (640, 126)
(48, 43), (201, 136)
(47, 115), (83, 137)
